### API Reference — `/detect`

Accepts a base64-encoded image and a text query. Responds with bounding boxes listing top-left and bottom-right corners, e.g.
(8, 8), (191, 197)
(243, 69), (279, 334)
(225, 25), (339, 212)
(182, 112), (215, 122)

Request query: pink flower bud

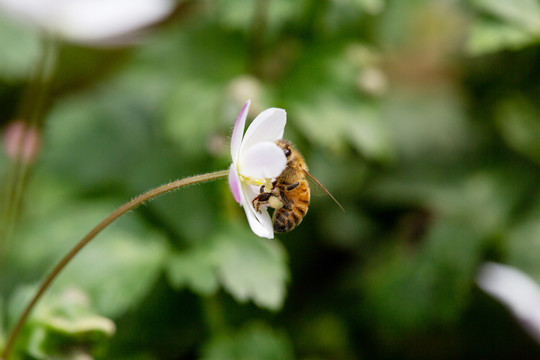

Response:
(3, 120), (41, 164)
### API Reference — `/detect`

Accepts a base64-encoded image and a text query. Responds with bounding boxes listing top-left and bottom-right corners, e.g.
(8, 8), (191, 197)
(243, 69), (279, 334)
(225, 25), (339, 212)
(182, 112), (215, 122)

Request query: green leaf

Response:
(507, 196), (540, 282)
(163, 79), (223, 155)
(466, 19), (538, 55)
(8, 193), (169, 318)
(472, 0), (540, 33)
(167, 223), (289, 310)
(507, 220), (540, 281)
(201, 322), (294, 360)
(216, 0), (300, 35)
(214, 224), (289, 310)
(0, 15), (41, 80)
(167, 244), (219, 295)
(370, 166), (527, 238)
(295, 313), (354, 358)
(363, 217), (482, 340)
(496, 97), (540, 165)
(9, 286), (115, 359)
(380, 86), (470, 161)
(293, 95), (394, 162)
(285, 44), (394, 162)
(354, 0), (386, 15)
(467, 0), (540, 54)
(54, 223), (168, 318)
(159, 28), (247, 157)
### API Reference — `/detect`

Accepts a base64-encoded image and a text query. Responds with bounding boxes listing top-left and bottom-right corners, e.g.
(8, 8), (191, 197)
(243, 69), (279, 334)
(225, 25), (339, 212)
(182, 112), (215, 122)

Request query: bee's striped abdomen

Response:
(272, 180), (310, 233)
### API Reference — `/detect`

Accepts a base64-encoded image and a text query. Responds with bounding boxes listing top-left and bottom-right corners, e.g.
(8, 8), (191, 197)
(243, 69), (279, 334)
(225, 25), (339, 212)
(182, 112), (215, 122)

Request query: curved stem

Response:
(1, 169), (229, 359)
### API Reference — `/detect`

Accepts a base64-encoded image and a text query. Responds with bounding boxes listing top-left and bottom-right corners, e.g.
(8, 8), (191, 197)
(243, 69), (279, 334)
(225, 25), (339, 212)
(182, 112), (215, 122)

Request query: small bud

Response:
(2, 120), (41, 164)
(227, 75), (263, 116)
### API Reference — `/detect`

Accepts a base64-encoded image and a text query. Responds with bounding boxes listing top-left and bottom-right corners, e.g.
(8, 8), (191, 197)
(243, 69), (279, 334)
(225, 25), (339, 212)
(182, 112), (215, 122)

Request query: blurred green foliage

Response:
(2, 0), (540, 359)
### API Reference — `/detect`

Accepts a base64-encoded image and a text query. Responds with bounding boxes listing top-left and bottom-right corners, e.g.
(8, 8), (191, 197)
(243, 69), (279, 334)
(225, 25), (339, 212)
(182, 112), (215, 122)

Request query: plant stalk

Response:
(1, 169), (229, 359)
(0, 36), (57, 249)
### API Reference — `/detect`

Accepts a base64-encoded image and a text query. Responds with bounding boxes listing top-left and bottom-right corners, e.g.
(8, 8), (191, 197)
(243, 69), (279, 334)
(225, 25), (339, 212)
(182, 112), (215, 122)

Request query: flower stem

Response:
(0, 36), (57, 251)
(1, 169), (229, 360)
(248, 0), (269, 70)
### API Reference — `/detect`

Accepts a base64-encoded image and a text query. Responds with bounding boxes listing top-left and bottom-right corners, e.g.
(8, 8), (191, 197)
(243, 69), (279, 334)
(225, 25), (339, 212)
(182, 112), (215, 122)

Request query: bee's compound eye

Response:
(284, 148), (292, 157)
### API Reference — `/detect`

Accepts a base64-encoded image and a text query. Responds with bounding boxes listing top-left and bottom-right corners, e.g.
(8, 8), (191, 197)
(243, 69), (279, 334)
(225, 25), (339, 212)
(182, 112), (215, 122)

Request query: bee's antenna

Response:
(302, 168), (345, 212)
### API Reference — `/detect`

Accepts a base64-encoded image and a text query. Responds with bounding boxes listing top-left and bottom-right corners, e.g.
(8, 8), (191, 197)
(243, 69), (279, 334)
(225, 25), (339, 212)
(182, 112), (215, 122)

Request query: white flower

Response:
(228, 100), (287, 239)
(0, 0), (174, 45)
(476, 262), (540, 343)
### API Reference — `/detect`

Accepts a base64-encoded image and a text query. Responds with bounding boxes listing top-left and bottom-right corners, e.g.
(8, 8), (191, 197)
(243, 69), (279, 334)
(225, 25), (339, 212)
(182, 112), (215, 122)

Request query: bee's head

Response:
(275, 139), (293, 160)
(275, 139), (307, 171)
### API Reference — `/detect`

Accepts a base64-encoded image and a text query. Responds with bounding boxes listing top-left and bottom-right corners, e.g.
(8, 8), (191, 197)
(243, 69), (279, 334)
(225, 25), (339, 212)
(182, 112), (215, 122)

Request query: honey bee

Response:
(252, 139), (343, 233)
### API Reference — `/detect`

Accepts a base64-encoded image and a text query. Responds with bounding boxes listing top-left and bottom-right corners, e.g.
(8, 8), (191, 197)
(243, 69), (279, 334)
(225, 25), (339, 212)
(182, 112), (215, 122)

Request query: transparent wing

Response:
(302, 168), (345, 212)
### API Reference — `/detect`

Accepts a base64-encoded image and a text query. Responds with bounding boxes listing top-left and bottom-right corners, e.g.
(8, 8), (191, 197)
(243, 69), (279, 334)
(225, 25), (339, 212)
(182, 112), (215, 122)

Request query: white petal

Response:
(230, 100), (250, 162)
(228, 163), (242, 204)
(243, 206), (274, 239)
(55, 0), (174, 43)
(0, 0), (174, 43)
(477, 262), (540, 342)
(231, 167), (275, 239)
(0, 0), (55, 27)
(239, 141), (287, 179)
(240, 183), (274, 239)
(240, 108), (286, 154)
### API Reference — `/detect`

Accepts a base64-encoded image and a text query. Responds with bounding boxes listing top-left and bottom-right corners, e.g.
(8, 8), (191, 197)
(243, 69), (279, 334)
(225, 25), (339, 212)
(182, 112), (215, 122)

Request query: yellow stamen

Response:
(264, 178), (273, 192)
(239, 174), (266, 187)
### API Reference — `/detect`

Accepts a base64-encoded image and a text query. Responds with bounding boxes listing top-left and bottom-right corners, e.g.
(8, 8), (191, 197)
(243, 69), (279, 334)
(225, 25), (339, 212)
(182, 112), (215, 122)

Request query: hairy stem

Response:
(1, 169), (229, 359)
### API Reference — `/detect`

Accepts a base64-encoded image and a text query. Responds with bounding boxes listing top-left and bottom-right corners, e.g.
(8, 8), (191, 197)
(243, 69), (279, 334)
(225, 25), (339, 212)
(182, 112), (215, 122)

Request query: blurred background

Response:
(2, 0), (540, 358)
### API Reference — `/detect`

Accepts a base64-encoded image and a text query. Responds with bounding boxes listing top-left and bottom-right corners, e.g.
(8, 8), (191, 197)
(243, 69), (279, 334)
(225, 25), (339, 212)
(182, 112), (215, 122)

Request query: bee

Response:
(252, 139), (343, 233)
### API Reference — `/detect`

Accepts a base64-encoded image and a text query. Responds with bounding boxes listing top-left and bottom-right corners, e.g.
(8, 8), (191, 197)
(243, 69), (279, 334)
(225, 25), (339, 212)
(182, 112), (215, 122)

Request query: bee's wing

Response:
(305, 175), (328, 197)
(302, 168), (345, 212)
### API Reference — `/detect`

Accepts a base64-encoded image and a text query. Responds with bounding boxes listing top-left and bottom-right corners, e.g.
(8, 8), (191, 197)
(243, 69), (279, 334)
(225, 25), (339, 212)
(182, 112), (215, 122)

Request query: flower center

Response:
(239, 174), (274, 192)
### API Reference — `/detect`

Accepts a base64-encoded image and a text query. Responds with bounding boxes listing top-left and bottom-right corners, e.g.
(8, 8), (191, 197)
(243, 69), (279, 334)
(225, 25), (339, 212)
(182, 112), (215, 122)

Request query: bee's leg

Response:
(252, 192), (272, 213)
(286, 182), (299, 191)
(279, 190), (292, 210)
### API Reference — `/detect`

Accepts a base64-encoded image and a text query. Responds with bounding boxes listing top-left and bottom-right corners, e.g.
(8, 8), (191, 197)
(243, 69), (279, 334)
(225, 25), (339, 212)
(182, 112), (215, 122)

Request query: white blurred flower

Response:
(0, 0), (175, 45)
(476, 261), (540, 343)
(228, 100), (287, 239)
(357, 67), (388, 96)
